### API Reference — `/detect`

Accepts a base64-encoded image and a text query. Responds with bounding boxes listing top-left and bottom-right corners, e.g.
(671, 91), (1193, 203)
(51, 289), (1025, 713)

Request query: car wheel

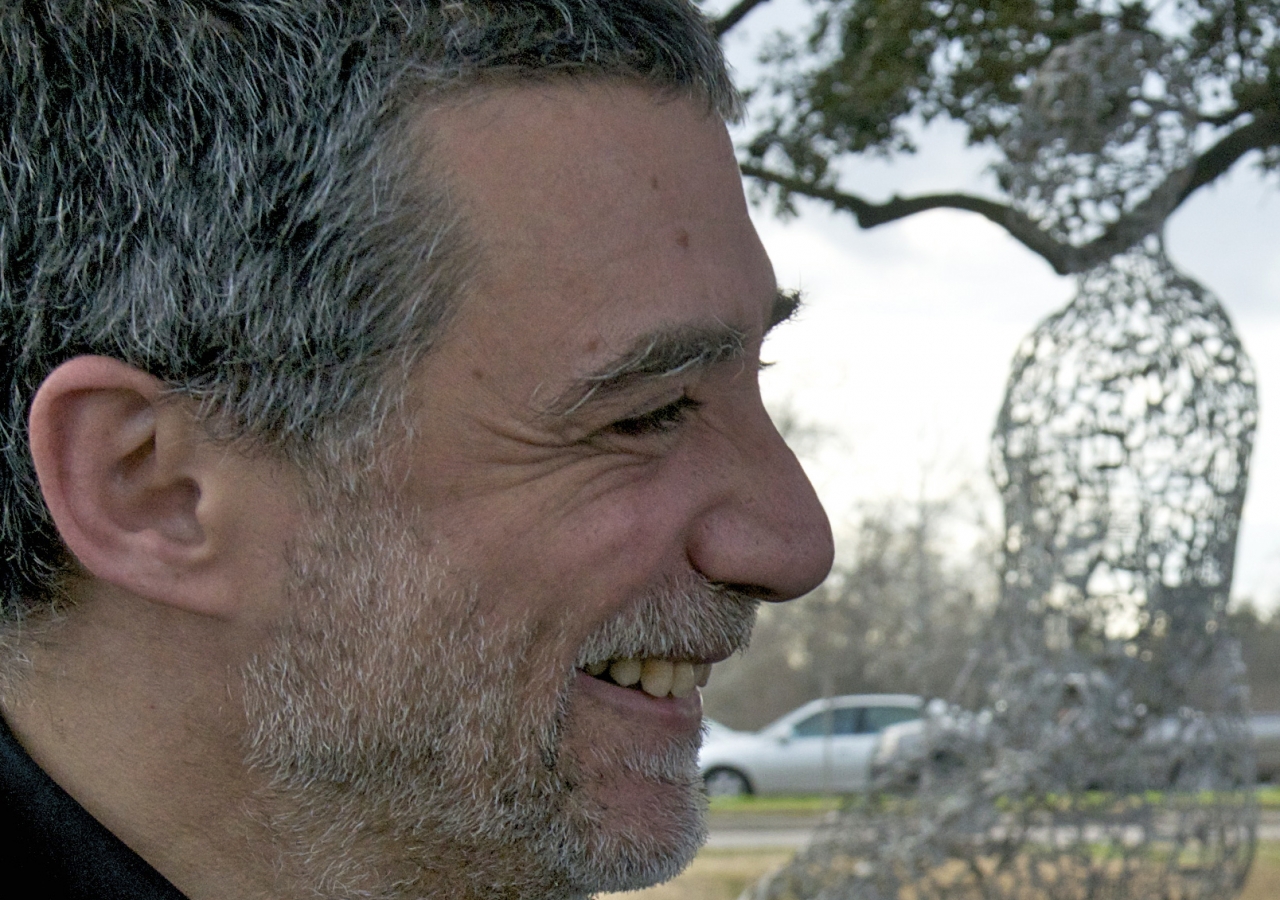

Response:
(704, 767), (752, 797)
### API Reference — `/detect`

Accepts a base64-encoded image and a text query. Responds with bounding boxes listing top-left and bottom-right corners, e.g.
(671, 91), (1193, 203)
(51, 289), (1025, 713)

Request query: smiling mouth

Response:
(578, 658), (712, 700)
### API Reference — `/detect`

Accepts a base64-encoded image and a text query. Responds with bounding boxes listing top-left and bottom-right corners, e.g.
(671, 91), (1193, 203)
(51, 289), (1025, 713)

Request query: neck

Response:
(0, 585), (279, 899)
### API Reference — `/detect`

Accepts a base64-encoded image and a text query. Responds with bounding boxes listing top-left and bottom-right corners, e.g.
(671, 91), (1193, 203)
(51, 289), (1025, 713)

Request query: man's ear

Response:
(28, 356), (287, 619)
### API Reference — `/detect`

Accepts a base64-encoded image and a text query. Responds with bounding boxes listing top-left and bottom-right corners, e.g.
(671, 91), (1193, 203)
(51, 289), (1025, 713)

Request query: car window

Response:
(791, 713), (826, 738)
(861, 706), (920, 734)
(832, 708), (860, 735)
(792, 707), (861, 737)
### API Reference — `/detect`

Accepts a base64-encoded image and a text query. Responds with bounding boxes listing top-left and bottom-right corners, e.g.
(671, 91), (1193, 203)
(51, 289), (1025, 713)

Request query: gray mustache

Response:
(573, 578), (760, 667)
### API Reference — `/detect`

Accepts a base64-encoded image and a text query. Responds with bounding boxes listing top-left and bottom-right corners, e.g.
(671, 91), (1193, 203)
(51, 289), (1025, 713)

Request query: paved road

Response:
(707, 810), (1280, 850)
(706, 828), (814, 849)
(705, 812), (829, 849)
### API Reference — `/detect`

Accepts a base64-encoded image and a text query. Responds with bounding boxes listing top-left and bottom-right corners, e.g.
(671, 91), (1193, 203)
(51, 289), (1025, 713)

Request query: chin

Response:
(549, 736), (710, 894)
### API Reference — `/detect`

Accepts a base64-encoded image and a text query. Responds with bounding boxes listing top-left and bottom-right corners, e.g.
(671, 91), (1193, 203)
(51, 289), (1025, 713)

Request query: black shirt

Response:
(0, 714), (189, 898)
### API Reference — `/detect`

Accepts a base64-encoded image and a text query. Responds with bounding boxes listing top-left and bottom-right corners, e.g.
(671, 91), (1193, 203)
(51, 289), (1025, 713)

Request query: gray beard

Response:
(239, 488), (758, 899)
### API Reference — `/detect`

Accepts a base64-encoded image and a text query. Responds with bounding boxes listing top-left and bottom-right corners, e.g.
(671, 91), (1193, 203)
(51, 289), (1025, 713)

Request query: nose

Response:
(685, 404), (834, 601)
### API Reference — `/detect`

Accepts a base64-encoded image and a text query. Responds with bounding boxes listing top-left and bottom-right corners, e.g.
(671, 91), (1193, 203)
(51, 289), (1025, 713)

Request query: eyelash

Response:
(607, 395), (702, 437)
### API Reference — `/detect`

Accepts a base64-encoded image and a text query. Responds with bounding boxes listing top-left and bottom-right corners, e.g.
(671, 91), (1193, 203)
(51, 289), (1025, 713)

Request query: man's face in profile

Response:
(240, 81), (832, 896)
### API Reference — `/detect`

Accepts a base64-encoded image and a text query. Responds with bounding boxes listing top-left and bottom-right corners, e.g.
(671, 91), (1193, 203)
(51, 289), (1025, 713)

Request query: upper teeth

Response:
(582, 658), (712, 699)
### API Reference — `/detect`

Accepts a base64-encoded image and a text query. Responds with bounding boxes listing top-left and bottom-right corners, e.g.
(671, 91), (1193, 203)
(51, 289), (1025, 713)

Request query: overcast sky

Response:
(715, 4), (1280, 613)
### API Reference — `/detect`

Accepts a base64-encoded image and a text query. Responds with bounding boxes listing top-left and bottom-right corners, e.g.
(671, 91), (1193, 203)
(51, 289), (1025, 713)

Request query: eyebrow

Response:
(546, 288), (803, 417)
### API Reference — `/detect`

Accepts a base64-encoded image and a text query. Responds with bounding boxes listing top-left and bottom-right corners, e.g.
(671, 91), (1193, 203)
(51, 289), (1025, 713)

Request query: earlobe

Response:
(28, 356), (232, 616)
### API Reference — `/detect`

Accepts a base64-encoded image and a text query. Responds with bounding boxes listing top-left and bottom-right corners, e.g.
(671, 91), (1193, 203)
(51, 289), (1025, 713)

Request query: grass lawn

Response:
(605, 843), (1280, 900)
(708, 795), (842, 815)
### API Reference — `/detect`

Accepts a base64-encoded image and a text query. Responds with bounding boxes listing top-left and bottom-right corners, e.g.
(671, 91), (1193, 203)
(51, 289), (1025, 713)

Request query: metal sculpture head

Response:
(997, 31), (1199, 247)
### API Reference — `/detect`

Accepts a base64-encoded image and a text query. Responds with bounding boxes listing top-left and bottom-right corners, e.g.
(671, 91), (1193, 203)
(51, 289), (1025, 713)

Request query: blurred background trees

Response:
(1229, 600), (1280, 711)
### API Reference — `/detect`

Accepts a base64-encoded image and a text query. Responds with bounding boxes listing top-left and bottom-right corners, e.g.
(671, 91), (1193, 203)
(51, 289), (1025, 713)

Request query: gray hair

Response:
(0, 0), (739, 618)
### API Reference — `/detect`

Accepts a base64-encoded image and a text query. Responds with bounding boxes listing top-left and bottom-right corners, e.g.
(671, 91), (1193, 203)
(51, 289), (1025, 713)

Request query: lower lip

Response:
(571, 670), (703, 732)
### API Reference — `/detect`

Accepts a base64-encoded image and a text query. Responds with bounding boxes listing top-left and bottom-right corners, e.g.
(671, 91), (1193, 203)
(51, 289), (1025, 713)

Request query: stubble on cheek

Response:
(236, 493), (587, 896)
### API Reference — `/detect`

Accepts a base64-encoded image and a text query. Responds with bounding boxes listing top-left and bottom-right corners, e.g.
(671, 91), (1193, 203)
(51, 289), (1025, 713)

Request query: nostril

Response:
(713, 582), (787, 603)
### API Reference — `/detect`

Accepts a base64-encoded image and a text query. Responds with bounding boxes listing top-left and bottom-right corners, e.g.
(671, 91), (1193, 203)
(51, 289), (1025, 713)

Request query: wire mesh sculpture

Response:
(979, 244), (1257, 897)
(745, 29), (1260, 900)
(747, 245), (1258, 900)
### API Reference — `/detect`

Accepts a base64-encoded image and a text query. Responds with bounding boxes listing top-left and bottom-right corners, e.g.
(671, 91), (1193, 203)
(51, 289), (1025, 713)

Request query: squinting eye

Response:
(606, 395), (702, 437)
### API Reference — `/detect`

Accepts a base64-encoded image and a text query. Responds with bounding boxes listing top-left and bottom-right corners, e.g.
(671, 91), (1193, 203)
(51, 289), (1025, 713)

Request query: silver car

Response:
(698, 694), (922, 796)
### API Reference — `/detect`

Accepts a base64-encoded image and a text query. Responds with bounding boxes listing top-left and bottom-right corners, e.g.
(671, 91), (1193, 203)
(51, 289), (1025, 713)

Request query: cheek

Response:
(448, 464), (702, 626)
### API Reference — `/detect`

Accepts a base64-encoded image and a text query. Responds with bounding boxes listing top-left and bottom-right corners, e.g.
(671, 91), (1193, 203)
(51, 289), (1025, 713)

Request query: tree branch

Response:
(740, 164), (1084, 271)
(740, 108), (1280, 276)
(1178, 107), (1280, 202)
(713, 0), (773, 38)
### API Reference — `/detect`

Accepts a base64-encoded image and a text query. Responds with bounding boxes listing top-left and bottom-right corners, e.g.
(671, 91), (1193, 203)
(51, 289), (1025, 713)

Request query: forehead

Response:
(417, 80), (777, 391)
